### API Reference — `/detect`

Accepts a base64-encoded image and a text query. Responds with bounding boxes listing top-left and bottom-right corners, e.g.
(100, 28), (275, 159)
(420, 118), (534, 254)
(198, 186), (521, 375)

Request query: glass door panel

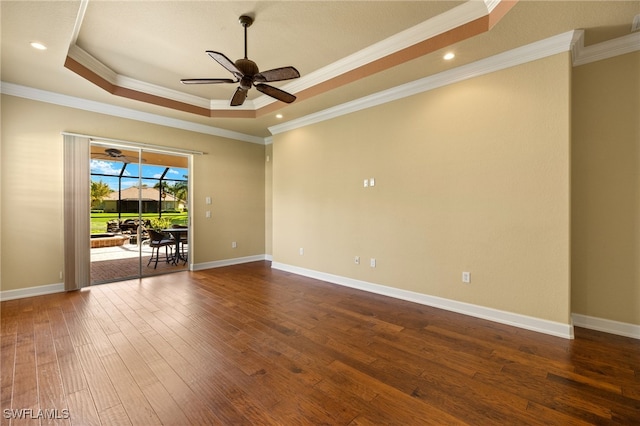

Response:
(90, 144), (189, 284)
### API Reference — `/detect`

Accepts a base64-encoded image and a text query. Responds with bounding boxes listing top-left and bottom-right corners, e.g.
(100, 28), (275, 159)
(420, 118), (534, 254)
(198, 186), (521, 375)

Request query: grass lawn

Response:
(91, 212), (188, 234)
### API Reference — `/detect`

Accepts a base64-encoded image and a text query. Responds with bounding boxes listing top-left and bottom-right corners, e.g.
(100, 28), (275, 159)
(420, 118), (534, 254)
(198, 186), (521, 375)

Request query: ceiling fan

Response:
(92, 148), (145, 164)
(181, 15), (300, 107)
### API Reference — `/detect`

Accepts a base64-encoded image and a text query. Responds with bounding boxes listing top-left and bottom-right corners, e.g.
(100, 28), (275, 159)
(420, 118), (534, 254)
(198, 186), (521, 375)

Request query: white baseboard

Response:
(192, 254), (268, 271)
(10, 264), (635, 341)
(0, 282), (65, 302)
(272, 262), (574, 339)
(572, 313), (640, 340)
(0, 255), (269, 301)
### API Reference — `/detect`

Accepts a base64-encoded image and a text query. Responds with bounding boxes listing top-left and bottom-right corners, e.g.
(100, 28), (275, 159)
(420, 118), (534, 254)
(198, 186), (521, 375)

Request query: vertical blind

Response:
(63, 134), (91, 290)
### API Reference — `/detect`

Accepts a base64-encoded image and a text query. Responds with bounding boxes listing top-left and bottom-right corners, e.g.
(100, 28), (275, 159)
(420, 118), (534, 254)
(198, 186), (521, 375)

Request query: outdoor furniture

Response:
(106, 220), (121, 233)
(162, 226), (188, 264)
(147, 229), (174, 268)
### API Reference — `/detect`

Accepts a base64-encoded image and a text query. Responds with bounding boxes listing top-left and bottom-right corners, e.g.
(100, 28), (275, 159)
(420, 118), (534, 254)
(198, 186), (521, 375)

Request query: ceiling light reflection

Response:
(30, 42), (47, 50)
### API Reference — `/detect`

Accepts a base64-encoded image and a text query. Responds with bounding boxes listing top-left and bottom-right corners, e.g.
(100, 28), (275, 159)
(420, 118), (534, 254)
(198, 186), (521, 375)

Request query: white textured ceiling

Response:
(2, 1), (639, 139)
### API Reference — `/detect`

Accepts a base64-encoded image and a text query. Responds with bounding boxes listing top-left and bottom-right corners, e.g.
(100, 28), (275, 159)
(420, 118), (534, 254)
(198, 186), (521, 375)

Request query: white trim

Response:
(0, 283), (65, 302)
(69, 0), (88, 47)
(269, 30), (582, 135)
(67, 44), (119, 87)
(5, 28), (637, 144)
(277, 0), (491, 102)
(67, 53), (259, 112)
(572, 314), (640, 340)
(633, 14), (640, 33)
(483, 0), (502, 14)
(1, 82), (265, 145)
(66, 0), (494, 112)
(572, 31), (640, 66)
(192, 254), (268, 271)
(271, 262), (574, 339)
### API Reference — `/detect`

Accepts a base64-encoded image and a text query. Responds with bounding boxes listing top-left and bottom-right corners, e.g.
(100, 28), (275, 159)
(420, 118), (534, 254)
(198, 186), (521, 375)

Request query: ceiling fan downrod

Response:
(239, 15), (253, 59)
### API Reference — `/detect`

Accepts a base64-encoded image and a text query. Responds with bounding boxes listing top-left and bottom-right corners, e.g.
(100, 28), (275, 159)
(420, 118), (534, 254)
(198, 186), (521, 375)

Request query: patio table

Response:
(162, 227), (188, 264)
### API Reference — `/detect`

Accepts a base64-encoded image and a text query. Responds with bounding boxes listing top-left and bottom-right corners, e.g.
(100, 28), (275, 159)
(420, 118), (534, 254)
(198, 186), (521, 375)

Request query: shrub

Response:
(149, 217), (173, 231)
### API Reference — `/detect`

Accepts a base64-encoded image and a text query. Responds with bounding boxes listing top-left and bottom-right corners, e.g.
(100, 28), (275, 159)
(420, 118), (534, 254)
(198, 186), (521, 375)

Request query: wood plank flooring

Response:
(1, 261), (639, 425)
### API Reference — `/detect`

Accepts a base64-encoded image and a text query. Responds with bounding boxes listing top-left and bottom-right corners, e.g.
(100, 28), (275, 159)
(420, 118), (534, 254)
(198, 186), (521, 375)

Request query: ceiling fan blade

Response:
(122, 156), (147, 163)
(181, 78), (237, 84)
(230, 87), (249, 106)
(207, 51), (243, 77)
(255, 66), (300, 83)
(255, 84), (296, 104)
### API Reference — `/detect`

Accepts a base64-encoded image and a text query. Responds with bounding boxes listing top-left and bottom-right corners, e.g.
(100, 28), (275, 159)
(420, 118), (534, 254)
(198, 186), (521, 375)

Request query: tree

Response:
(153, 181), (170, 193)
(172, 180), (188, 204)
(91, 180), (112, 208)
(154, 180), (188, 204)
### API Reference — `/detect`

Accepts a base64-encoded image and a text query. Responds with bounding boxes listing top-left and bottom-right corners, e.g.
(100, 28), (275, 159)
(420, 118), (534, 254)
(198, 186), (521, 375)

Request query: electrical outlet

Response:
(462, 272), (470, 283)
(363, 179), (369, 188)
(205, 210), (211, 218)
(369, 177), (375, 187)
(370, 258), (376, 268)
(232, 241), (237, 248)
(354, 256), (360, 265)
(299, 247), (304, 255)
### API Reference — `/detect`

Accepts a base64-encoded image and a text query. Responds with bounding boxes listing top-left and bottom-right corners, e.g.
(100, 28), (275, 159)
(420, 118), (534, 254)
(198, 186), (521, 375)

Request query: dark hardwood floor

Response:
(1, 261), (639, 425)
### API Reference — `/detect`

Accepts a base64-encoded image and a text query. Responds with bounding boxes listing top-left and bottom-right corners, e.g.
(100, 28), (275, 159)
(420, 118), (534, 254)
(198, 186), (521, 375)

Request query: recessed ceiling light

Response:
(275, 114), (283, 119)
(443, 52), (455, 60)
(30, 42), (47, 50)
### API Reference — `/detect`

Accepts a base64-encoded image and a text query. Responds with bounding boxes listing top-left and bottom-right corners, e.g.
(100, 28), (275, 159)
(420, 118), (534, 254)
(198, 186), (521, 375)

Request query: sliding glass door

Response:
(89, 143), (189, 284)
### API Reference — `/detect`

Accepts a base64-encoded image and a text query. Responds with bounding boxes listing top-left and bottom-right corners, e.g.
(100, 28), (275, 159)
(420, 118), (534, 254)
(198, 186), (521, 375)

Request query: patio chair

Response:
(146, 229), (174, 268)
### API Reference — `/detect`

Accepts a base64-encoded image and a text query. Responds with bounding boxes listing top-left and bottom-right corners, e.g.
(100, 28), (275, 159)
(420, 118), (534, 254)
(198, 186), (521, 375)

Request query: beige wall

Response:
(0, 95), (265, 292)
(265, 144), (273, 256)
(571, 51), (640, 325)
(273, 53), (572, 324)
(3, 49), (637, 330)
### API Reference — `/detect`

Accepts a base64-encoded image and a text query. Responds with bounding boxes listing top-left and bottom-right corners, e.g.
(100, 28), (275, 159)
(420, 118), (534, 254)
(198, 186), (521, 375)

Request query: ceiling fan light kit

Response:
(181, 15), (300, 107)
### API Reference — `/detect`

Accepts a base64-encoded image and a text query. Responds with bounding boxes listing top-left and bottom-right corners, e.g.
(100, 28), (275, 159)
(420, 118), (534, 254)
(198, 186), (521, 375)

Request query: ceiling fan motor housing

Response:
(105, 148), (122, 157)
(236, 58), (259, 76)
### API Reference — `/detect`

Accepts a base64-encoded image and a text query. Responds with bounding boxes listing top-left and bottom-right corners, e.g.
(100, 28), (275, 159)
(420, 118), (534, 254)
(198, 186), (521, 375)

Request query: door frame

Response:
(63, 132), (202, 290)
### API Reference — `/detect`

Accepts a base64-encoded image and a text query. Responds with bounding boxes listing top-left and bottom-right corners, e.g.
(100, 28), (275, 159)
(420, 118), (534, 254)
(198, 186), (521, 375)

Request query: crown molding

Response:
(572, 31), (640, 66)
(272, 28), (639, 136)
(6, 25), (634, 145)
(65, 0), (503, 114)
(0, 82), (266, 145)
(285, 0), (493, 96)
(484, 0), (503, 13)
(270, 30), (582, 135)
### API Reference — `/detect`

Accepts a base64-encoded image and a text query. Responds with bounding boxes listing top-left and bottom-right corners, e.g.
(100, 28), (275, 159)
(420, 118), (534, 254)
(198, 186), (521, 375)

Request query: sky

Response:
(91, 159), (188, 190)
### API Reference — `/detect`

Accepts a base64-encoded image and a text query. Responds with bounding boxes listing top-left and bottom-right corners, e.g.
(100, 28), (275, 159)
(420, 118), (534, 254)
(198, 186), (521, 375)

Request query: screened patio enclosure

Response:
(90, 145), (189, 229)
(89, 144), (191, 284)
